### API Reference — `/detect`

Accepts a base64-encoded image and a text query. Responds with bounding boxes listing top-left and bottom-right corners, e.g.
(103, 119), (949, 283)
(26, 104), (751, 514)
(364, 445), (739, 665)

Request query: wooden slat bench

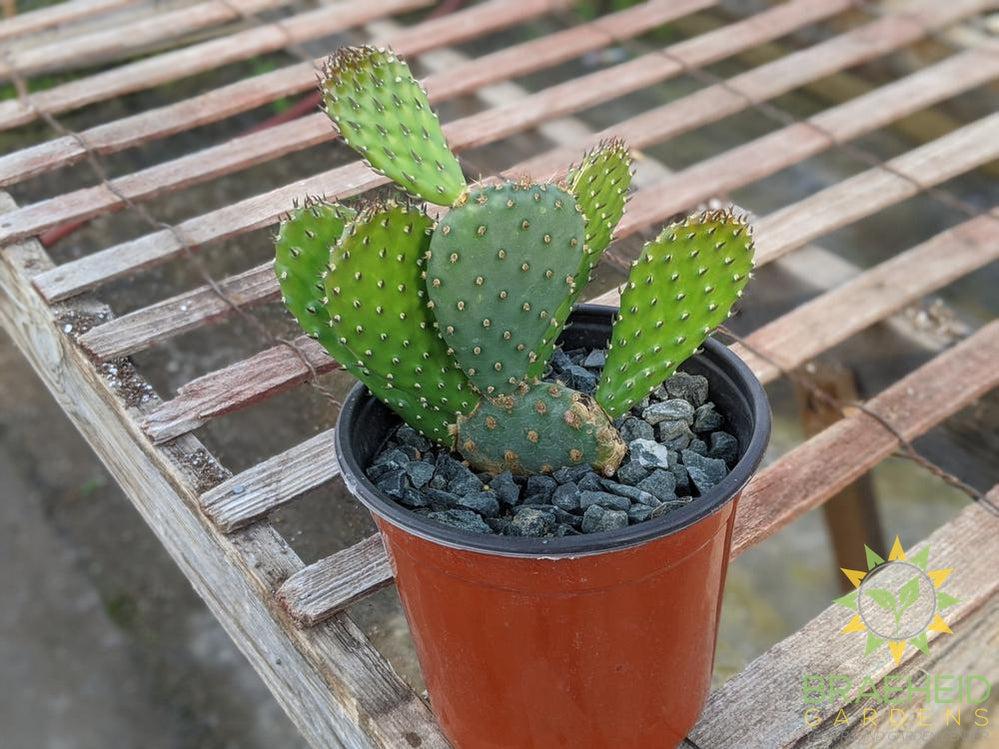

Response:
(1, 1), (996, 747)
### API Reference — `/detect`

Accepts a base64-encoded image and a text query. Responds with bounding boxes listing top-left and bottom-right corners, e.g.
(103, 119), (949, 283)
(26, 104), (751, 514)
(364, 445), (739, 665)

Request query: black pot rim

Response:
(335, 304), (772, 558)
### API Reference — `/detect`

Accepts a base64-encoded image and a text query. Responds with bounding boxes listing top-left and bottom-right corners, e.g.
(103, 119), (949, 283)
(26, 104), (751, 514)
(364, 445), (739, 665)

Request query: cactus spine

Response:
(275, 45), (755, 484)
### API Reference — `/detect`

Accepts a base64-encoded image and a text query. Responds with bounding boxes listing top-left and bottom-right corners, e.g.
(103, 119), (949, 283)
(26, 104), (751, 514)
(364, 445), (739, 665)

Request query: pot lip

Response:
(335, 304), (772, 559)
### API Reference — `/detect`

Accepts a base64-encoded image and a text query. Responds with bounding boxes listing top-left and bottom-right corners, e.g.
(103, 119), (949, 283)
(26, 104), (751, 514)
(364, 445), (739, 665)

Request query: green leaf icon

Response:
(866, 588), (898, 613)
(897, 576), (920, 617)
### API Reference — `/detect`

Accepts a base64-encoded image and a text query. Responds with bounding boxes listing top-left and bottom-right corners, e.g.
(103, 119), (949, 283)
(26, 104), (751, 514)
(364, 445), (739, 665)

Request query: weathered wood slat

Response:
(732, 320), (999, 558)
(689, 493), (999, 748)
(201, 429), (339, 532)
(76, 112), (999, 361)
(26, 0), (975, 300)
(0, 192), (447, 749)
(274, 323), (999, 624)
(4, 0), (708, 248)
(277, 536), (395, 627)
(0, 0), (680, 187)
(0, 0), (136, 42)
(5, 0), (836, 248)
(0, 0), (298, 79)
(0, 0), (443, 132)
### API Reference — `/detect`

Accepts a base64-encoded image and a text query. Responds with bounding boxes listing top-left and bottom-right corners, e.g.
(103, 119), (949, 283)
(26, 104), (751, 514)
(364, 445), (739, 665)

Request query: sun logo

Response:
(834, 536), (959, 665)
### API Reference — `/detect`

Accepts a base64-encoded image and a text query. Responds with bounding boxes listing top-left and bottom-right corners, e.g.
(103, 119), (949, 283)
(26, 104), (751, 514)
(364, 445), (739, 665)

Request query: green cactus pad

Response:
(323, 201), (477, 442)
(274, 197), (354, 355)
(596, 209), (754, 419)
(320, 46), (466, 206)
(456, 380), (625, 476)
(426, 181), (585, 396)
(528, 139), (633, 378)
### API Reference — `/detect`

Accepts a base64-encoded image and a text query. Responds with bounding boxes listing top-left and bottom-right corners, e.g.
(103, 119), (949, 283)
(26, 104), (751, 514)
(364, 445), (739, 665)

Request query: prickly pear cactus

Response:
(323, 201), (477, 441)
(274, 197), (354, 356)
(595, 210), (754, 419)
(426, 181), (585, 395)
(457, 381), (626, 476)
(320, 46), (466, 206)
(528, 139), (633, 378)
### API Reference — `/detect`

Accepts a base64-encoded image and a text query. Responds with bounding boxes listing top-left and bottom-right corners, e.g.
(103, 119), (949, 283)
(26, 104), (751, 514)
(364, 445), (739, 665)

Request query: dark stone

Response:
(524, 475), (557, 503)
(553, 507), (583, 529)
(427, 509), (492, 534)
(692, 403), (724, 433)
(681, 449), (728, 494)
(553, 464), (591, 484)
(581, 505), (628, 533)
(507, 507), (557, 537)
(619, 416), (655, 443)
(650, 499), (691, 519)
(396, 444), (421, 461)
(435, 454), (469, 483)
(425, 488), (461, 510)
(671, 464), (690, 494)
(563, 364), (598, 394)
(636, 469), (677, 502)
(374, 468), (408, 499)
(487, 470), (521, 507)
(598, 478), (659, 507)
(365, 461), (395, 481)
(397, 489), (431, 509)
(555, 523), (581, 537)
(579, 491), (630, 512)
(395, 424), (432, 452)
(456, 492), (500, 518)
(404, 460), (435, 489)
(487, 517), (512, 534)
(641, 399), (695, 425)
(577, 471), (603, 491)
(552, 482), (582, 512)
(627, 504), (653, 523)
(615, 459), (651, 486)
(582, 349), (606, 368)
(373, 448), (411, 470)
(629, 438), (671, 469)
(550, 349), (573, 373)
(708, 431), (739, 465)
(688, 438), (707, 456)
(655, 420), (693, 450)
(450, 473), (485, 497)
(664, 371), (709, 407)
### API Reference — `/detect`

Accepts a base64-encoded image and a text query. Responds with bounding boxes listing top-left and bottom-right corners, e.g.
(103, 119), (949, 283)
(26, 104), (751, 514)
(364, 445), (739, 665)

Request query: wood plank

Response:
(0, 0), (136, 42)
(277, 536), (395, 627)
(0, 0), (676, 187)
(0, 0), (440, 132)
(689, 494), (999, 748)
(25, 0), (942, 298)
(0, 0), (297, 79)
(143, 212), (998, 446)
(0, 191), (448, 748)
(75, 113), (999, 361)
(2, 0), (706, 245)
(731, 320), (999, 558)
(201, 429), (339, 532)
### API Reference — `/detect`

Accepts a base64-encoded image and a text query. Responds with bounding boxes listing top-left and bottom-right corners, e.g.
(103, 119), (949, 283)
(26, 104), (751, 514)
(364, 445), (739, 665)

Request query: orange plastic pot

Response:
(337, 306), (771, 748)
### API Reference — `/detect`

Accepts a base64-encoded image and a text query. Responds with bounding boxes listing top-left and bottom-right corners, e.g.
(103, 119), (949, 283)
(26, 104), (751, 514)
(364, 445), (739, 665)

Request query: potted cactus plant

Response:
(275, 46), (770, 749)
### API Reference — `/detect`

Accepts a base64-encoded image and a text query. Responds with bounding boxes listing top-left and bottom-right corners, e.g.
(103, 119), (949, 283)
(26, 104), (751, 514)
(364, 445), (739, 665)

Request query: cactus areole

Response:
(275, 45), (755, 480)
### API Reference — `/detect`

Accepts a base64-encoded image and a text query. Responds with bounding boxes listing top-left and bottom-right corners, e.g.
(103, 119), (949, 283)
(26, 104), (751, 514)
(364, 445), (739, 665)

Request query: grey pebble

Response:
(579, 491), (631, 512)
(427, 509), (492, 534)
(636, 469), (677, 502)
(487, 470), (521, 507)
(682, 449), (728, 494)
(688, 438), (708, 456)
(507, 507), (557, 536)
(525, 475), (557, 503)
(615, 459), (651, 486)
(581, 505), (629, 533)
(629, 438), (672, 469)
(553, 464), (591, 484)
(582, 349), (606, 368)
(456, 492), (500, 518)
(628, 504), (654, 523)
(708, 431), (739, 465)
(664, 371), (709, 407)
(552, 482), (582, 511)
(619, 416), (655, 443)
(656, 420), (693, 450)
(599, 478), (659, 507)
(563, 364), (598, 394)
(642, 399), (695, 425)
(395, 424), (432, 452)
(374, 468), (408, 499)
(404, 460), (435, 489)
(692, 403), (724, 433)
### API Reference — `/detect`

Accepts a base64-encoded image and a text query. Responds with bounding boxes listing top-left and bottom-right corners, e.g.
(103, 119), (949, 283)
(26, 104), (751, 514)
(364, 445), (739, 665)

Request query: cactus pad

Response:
(528, 139), (633, 378)
(427, 181), (585, 396)
(320, 46), (466, 206)
(323, 201), (477, 441)
(457, 380), (625, 476)
(275, 197), (354, 355)
(596, 209), (754, 419)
